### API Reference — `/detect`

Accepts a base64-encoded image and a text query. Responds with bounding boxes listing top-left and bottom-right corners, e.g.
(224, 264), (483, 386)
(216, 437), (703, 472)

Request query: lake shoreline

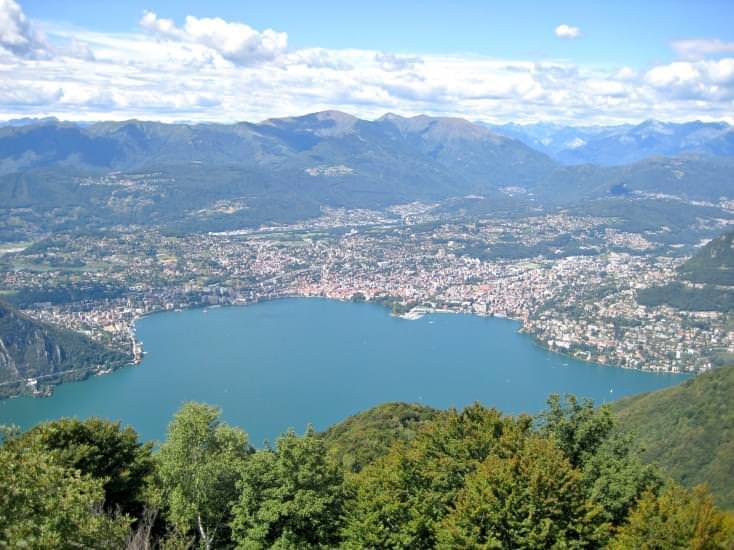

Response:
(4, 293), (690, 402)
(0, 298), (687, 444)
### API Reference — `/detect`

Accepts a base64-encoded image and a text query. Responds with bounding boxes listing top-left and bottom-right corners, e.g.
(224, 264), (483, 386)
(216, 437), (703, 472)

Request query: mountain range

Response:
(1, 111), (734, 240)
(0, 112), (554, 185)
(3, 114), (733, 171)
(487, 119), (734, 165)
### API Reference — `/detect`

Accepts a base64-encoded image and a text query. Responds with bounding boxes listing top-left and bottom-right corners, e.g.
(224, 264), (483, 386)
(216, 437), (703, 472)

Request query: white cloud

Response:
(0, 5), (733, 125)
(0, 0), (50, 58)
(672, 38), (734, 60)
(280, 48), (353, 70)
(645, 59), (734, 101)
(139, 10), (287, 65)
(375, 52), (423, 72)
(0, 81), (62, 106)
(614, 66), (637, 81)
(554, 24), (581, 39)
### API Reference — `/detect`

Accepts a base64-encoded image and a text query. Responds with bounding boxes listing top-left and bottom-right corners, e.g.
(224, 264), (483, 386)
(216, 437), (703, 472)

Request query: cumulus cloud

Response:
(139, 10), (287, 65)
(555, 24), (581, 39)
(281, 48), (353, 70)
(375, 52), (423, 72)
(671, 38), (734, 60)
(645, 58), (734, 101)
(0, 0), (51, 58)
(0, 5), (733, 125)
(614, 66), (638, 81)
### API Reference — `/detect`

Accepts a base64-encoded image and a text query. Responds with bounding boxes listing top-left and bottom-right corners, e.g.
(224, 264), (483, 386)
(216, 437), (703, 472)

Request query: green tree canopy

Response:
(231, 426), (344, 549)
(15, 417), (154, 519)
(536, 394), (616, 469)
(438, 436), (608, 549)
(0, 440), (130, 548)
(610, 484), (734, 549)
(342, 403), (532, 548)
(157, 402), (251, 550)
(2, 395), (732, 549)
(581, 431), (663, 528)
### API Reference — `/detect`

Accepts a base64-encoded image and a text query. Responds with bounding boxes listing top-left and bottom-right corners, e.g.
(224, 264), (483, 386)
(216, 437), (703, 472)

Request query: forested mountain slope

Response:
(637, 228), (734, 314)
(615, 365), (734, 509)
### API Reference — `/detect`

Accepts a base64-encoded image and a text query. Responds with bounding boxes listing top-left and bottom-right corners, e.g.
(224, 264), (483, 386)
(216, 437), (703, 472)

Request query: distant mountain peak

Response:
(260, 110), (358, 137)
(486, 118), (734, 165)
(0, 116), (60, 128)
(377, 112), (404, 121)
(378, 113), (501, 142)
(314, 109), (358, 121)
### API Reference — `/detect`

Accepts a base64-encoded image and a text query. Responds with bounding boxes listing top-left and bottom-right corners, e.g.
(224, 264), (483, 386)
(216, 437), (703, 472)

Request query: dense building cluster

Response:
(2, 203), (732, 385)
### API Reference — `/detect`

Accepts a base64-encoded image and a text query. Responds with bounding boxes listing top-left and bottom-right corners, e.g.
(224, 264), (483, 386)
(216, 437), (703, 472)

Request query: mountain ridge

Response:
(4, 112), (734, 174)
(1, 111), (734, 239)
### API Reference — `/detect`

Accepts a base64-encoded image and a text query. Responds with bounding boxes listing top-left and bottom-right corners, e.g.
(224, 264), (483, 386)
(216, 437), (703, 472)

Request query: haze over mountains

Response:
(487, 119), (734, 165)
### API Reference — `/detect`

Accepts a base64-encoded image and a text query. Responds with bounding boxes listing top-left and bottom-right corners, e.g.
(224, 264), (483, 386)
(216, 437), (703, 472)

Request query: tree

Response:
(16, 417), (154, 519)
(610, 484), (734, 549)
(536, 394), (615, 468)
(0, 440), (131, 548)
(437, 436), (608, 549)
(537, 394), (666, 535)
(157, 402), (251, 550)
(231, 426), (344, 548)
(342, 403), (530, 548)
(581, 431), (663, 529)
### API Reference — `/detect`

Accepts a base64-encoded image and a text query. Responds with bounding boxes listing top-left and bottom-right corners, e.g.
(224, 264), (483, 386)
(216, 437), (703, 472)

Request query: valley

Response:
(1, 114), (734, 397)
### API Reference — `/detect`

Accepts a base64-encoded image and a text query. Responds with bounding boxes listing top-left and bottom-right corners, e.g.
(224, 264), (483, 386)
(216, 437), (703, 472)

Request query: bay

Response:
(0, 298), (686, 445)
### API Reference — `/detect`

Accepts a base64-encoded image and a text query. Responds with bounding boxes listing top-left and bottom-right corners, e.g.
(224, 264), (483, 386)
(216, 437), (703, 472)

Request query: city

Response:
(3, 197), (731, 392)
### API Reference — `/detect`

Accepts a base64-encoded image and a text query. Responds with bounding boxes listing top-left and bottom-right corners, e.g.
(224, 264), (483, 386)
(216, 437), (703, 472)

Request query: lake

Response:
(0, 298), (687, 445)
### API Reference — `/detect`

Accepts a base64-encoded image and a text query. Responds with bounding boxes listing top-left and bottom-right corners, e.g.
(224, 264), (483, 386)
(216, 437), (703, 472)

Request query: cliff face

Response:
(0, 301), (128, 394)
(0, 304), (62, 380)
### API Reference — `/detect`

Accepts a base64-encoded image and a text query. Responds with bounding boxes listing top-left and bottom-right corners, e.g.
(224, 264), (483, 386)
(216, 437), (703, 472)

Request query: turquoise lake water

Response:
(0, 298), (687, 445)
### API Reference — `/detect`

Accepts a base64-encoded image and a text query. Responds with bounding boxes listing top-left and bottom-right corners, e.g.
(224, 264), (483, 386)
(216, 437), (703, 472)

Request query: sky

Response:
(1, 0), (734, 124)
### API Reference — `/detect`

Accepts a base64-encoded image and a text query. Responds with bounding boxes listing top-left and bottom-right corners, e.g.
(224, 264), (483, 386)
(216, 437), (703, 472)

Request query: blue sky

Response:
(22, 0), (734, 65)
(2, 0), (734, 123)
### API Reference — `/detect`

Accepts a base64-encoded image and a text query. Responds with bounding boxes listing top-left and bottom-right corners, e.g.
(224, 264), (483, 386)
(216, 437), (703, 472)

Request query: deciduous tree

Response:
(17, 417), (154, 518)
(157, 402), (251, 550)
(437, 436), (608, 549)
(0, 441), (130, 548)
(610, 484), (734, 549)
(231, 426), (344, 549)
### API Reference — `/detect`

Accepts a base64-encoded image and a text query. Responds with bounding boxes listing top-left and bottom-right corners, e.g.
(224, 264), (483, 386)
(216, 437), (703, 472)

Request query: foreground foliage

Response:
(231, 427), (344, 548)
(320, 401), (438, 472)
(157, 403), (251, 549)
(1, 395), (732, 549)
(0, 433), (131, 548)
